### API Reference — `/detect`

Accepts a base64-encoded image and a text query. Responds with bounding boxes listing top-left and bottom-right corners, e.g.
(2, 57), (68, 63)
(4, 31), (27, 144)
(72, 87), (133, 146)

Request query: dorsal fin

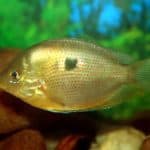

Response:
(30, 38), (135, 65)
(108, 49), (136, 65)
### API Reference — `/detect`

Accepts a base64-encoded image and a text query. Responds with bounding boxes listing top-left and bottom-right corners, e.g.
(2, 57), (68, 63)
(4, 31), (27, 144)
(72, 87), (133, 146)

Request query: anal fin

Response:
(101, 84), (142, 109)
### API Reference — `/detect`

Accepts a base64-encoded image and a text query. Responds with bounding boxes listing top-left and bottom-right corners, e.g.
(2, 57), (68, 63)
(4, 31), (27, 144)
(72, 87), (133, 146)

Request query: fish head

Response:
(0, 51), (59, 111)
(0, 54), (31, 98)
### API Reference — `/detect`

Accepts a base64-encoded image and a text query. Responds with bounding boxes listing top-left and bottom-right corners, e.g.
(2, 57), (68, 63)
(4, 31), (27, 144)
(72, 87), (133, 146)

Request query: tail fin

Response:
(130, 58), (150, 91)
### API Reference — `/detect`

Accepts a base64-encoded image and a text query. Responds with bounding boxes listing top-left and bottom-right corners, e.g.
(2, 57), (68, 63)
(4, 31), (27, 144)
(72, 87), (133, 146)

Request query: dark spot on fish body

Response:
(65, 57), (78, 71)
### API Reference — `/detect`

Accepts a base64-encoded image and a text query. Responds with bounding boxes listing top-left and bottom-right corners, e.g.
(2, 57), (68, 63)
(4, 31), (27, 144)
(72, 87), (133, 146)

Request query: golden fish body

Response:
(0, 39), (149, 112)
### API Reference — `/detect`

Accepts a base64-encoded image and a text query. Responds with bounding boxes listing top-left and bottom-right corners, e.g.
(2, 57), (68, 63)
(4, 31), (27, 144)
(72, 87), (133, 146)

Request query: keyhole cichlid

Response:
(0, 39), (149, 113)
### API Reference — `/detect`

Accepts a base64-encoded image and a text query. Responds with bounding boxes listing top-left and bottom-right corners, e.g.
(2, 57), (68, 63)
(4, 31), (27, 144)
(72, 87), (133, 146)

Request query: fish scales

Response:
(24, 40), (129, 107)
(0, 39), (149, 112)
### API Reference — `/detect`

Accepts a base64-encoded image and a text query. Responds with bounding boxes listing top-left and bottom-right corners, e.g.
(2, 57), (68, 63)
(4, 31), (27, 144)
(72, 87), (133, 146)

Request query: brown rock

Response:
(0, 49), (19, 73)
(141, 136), (150, 150)
(0, 129), (47, 150)
(56, 134), (90, 150)
(0, 50), (32, 134)
(0, 92), (30, 134)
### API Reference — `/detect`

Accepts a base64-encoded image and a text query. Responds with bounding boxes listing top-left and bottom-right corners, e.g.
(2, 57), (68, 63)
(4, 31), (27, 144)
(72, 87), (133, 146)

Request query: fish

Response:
(0, 39), (149, 113)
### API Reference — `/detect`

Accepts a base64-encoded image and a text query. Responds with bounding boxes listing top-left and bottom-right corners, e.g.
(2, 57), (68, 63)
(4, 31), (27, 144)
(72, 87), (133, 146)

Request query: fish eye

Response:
(10, 71), (20, 83)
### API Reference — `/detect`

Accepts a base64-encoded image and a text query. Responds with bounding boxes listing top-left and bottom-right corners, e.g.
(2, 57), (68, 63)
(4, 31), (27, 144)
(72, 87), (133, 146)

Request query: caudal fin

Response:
(131, 58), (150, 91)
